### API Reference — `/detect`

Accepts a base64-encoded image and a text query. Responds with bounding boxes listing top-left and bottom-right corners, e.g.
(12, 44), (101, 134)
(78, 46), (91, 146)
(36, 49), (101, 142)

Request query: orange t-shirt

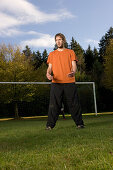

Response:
(47, 48), (78, 83)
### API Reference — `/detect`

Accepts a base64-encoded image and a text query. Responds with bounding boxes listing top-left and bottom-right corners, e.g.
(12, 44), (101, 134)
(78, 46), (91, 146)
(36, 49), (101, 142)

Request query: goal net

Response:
(0, 82), (97, 118)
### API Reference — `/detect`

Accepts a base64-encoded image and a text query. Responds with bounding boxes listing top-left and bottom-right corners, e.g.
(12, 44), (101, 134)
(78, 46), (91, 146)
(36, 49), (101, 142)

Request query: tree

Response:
(23, 45), (32, 59)
(92, 47), (103, 86)
(42, 49), (48, 64)
(32, 50), (42, 69)
(70, 37), (85, 73)
(93, 47), (99, 62)
(103, 39), (113, 91)
(99, 27), (113, 63)
(84, 45), (94, 72)
(32, 62), (50, 114)
(0, 44), (40, 119)
(0, 44), (8, 81)
(36, 62), (48, 82)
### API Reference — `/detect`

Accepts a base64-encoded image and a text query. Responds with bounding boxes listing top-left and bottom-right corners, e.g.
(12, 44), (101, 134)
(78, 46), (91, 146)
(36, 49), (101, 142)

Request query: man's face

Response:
(55, 36), (64, 48)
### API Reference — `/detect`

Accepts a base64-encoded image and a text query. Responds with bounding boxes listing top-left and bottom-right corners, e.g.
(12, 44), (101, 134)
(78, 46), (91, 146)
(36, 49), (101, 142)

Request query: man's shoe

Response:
(77, 125), (85, 129)
(46, 126), (52, 130)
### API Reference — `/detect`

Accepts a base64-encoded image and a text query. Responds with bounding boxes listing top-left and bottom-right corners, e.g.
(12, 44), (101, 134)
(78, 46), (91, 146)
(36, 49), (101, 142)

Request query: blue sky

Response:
(0, 0), (113, 53)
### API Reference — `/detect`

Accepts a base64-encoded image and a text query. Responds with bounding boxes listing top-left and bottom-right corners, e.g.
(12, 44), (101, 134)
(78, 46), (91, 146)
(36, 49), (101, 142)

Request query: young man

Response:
(46, 33), (84, 130)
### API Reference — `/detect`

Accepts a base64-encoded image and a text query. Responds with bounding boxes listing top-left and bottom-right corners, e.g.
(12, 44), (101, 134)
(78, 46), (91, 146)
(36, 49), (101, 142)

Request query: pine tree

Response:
(92, 47), (103, 85)
(93, 47), (99, 62)
(42, 49), (48, 64)
(84, 45), (94, 72)
(70, 37), (85, 73)
(23, 45), (32, 59)
(103, 39), (113, 91)
(32, 50), (42, 69)
(70, 37), (75, 50)
(99, 27), (113, 63)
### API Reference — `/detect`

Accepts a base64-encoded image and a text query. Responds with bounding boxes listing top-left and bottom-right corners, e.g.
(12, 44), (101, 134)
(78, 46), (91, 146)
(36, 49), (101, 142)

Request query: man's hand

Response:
(46, 72), (53, 80)
(67, 71), (75, 77)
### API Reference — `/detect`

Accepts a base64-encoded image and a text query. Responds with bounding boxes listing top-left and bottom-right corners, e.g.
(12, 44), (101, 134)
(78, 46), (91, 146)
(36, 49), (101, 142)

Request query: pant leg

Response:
(64, 83), (84, 126)
(46, 83), (64, 128)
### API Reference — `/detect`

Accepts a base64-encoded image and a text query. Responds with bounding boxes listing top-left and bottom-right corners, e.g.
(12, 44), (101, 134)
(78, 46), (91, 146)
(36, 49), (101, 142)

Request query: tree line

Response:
(0, 27), (113, 118)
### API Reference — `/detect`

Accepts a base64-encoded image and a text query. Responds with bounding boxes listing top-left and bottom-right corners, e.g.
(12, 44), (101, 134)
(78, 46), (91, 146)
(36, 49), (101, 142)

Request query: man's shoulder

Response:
(49, 50), (57, 55)
(49, 49), (74, 55)
(65, 49), (74, 53)
(61, 49), (75, 55)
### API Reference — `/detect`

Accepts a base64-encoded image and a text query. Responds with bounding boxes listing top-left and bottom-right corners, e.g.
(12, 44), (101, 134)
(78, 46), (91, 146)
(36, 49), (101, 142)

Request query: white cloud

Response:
(0, 12), (21, 30)
(0, 28), (52, 38)
(0, 28), (24, 37)
(20, 34), (55, 48)
(0, 28), (42, 37)
(27, 31), (41, 35)
(0, 0), (76, 49)
(0, 0), (75, 32)
(85, 39), (99, 46)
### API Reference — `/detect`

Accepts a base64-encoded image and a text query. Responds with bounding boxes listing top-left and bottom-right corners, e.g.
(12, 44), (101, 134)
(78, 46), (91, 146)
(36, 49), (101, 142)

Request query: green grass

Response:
(0, 115), (113, 170)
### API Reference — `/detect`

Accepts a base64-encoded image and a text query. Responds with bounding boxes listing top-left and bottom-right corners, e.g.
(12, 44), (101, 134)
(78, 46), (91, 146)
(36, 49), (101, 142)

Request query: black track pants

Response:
(46, 82), (84, 128)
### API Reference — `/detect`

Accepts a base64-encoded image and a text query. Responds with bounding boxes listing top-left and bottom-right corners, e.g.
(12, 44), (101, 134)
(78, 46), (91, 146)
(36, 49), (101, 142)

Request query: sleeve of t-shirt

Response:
(71, 50), (78, 62)
(47, 52), (53, 64)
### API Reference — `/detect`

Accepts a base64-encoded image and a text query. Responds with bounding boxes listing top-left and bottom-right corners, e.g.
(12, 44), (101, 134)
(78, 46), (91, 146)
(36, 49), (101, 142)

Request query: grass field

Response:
(0, 114), (113, 170)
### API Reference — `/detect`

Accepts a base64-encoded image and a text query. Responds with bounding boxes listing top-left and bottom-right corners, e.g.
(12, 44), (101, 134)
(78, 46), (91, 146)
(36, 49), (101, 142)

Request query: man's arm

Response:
(67, 61), (77, 77)
(71, 60), (77, 73)
(46, 63), (53, 80)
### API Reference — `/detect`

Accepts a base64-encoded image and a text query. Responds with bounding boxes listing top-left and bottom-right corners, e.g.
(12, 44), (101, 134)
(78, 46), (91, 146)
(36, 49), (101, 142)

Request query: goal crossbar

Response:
(0, 81), (97, 115)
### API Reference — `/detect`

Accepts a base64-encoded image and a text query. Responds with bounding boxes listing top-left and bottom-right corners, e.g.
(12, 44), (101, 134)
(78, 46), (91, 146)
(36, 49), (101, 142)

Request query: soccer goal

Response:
(0, 81), (97, 117)
(76, 82), (97, 115)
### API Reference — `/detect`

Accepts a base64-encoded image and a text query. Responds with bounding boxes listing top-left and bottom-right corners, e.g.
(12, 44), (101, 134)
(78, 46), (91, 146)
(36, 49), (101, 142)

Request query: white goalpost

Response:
(76, 82), (97, 115)
(0, 81), (97, 115)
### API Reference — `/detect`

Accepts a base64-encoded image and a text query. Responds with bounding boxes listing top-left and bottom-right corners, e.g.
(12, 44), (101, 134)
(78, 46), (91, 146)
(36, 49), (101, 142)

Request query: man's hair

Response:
(55, 33), (67, 45)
